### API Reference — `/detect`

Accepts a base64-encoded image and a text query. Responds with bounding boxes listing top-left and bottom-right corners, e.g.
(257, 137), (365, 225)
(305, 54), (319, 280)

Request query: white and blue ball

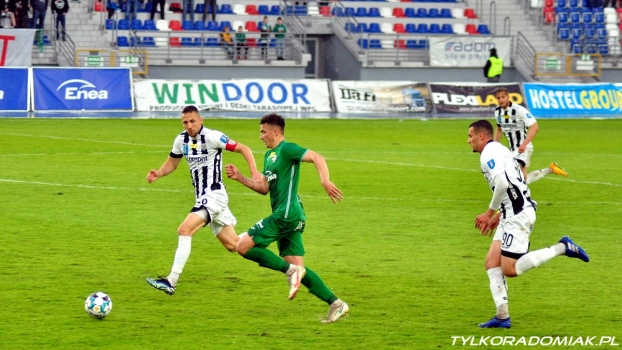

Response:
(85, 292), (112, 319)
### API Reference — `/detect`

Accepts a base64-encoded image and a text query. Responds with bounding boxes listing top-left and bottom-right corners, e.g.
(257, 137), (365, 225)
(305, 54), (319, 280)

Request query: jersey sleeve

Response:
(282, 142), (308, 162)
(519, 106), (537, 128)
(170, 135), (183, 158)
(209, 131), (239, 152)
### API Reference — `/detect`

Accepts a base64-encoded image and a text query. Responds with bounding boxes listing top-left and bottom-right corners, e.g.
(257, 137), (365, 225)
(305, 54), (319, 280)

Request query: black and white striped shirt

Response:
(495, 102), (537, 152)
(170, 126), (238, 199)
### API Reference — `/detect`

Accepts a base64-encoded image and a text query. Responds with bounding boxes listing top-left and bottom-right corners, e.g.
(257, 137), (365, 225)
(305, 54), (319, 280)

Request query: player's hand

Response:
(225, 164), (240, 180)
(322, 181), (343, 204)
(481, 214), (500, 236)
(475, 211), (493, 235)
(518, 144), (526, 154)
(146, 169), (159, 183)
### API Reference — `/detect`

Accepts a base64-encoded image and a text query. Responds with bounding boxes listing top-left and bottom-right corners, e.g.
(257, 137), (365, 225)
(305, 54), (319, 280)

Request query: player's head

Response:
(181, 105), (203, 137)
(260, 113), (285, 149)
(468, 119), (493, 153)
(495, 87), (510, 108)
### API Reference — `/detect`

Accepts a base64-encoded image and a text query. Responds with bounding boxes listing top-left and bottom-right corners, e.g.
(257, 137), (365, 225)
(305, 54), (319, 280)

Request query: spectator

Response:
(236, 25), (248, 59)
(273, 16), (286, 60)
(51, 0), (68, 41)
(150, 0), (164, 20)
(1, 0), (17, 28)
(106, 0), (118, 19)
(30, 0), (49, 29)
(202, 0), (215, 22)
(181, 0), (193, 22)
(259, 16), (271, 59)
(602, 0), (615, 8)
(483, 48), (503, 83)
(220, 25), (234, 59)
(125, 0), (137, 21)
(10, 0), (30, 28)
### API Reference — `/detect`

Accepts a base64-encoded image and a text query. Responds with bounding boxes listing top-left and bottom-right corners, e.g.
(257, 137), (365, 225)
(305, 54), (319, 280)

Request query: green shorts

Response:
(248, 215), (306, 257)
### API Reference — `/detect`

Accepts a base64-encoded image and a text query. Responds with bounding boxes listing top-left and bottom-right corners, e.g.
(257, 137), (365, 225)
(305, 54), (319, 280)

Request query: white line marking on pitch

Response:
(0, 133), (169, 148)
(0, 151), (164, 157)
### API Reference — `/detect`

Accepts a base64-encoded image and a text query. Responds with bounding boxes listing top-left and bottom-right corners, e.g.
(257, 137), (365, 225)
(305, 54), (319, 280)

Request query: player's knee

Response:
(502, 266), (518, 278)
(177, 225), (193, 236)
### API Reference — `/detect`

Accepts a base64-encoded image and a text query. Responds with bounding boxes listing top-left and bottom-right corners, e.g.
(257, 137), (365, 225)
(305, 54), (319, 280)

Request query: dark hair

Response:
(260, 113), (285, 132)
(469, 119), (493, 136)
(182, 105), (199, 115)
(277, 17), (282, 20)
(495, 87), (508, 96)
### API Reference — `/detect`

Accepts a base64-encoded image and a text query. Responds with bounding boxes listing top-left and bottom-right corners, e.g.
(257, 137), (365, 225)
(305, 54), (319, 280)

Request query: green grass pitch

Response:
(0, 118), (620, 349)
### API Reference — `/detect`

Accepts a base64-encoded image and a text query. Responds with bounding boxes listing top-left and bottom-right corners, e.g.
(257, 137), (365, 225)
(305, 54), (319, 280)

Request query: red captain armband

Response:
(225, 139), (238, 151)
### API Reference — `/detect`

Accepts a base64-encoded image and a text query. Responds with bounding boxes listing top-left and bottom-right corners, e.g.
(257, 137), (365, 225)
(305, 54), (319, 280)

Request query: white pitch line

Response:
(0, 151), (164, 157)
(545, 176), (622, 188)
(0, 133), (169, 148)
(326, 157), (478, 172)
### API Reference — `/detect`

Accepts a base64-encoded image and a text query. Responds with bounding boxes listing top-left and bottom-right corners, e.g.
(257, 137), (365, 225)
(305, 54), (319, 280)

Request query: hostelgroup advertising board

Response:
(133, 79), (331, 112)
(523, 83), (622, 116)
(0, 68), (29, 111)
(429, 83), (524, 114)
(331, 81), (431, 113)
(32, 67), (133, 111)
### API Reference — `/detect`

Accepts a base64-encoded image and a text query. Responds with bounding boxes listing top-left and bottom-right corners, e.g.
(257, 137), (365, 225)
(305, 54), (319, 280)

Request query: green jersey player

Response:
(225, 113), (349, 324)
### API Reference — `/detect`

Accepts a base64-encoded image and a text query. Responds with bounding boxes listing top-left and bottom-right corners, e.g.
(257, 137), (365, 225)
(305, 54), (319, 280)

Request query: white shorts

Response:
(511, 145), (533, 168)
(190, 190), (237, 236)
(493, 207), (536, 259)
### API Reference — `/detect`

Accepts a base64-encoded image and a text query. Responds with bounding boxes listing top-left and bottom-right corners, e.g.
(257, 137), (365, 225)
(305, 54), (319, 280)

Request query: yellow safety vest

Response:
(488, 57), (503, 78)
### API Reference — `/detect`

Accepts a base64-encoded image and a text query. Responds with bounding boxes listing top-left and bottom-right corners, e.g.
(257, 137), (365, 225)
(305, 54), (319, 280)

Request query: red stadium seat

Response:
(319, 6), (330, 16)
(170, 37), (181, 46)
(392, 7), (406, 18)
(393, 23), (406, 33)
(464, 8), (477, 19)
(94, 0), (104, 11)
(545, 11), (555, 23)
(246, 38), (257, 47)
(246, 5), (258, 15)
(545, 0), (554, 7)
(169, 20), (183, 30)
(394, 39), (406, 49)
(245, 21), (258, 32)
(465, 24), (479, 34)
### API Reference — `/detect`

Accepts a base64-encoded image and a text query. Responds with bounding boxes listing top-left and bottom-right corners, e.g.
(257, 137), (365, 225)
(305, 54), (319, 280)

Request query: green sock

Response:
(301, 267), (337, 305)
(242, 247), (289, 273)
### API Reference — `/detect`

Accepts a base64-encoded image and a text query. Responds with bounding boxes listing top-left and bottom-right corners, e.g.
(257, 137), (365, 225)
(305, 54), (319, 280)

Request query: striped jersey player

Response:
(492, 87), (568, 184)
(468, 119), (589, 330)
(145, 105), (260, 296)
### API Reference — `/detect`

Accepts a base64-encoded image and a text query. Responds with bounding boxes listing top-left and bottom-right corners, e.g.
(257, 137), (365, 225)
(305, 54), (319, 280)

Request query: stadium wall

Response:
(147, 66), (306, 80)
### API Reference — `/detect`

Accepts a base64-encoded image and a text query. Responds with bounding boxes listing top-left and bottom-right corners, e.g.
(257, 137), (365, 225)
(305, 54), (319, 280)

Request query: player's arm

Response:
(518, 122), (538, 153)
(475, 158), (507, 235)
(302, 150), (343, 204)
(229, 142), (262, 181)
(147, 156), (182, 183)
(225, 164), (269, 195)
(494, 125), (502, 142)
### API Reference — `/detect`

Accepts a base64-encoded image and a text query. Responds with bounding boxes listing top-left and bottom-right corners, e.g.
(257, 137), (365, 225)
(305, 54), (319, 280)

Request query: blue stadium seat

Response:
(585, 28), (595, 39)
(417, 23), (428, 33)
(557, 22), (569, 33)
(559, 27), (570, 39)
(416, 8), (427, 17)
(295, 6), (307, 15)
(117, 36), (129, 47)
(405, 23), (417, 33)
(356, 22), (368, 32)
(269, 38), (276, 47)
(582, 12), (593, 23)
(182, 20), (194, 30)
(594, 12), (604, 23)
(206, 37), (219, 46)
(143, 37), (156, 46)
(569, 11), (580, 23)
(130, 19), (143, 30)
(181, 37), (193, 46)
(572, 44), (583, 53)
(207, 21), (219, 31)
(571, 28), (582, 39)
(558, 12), (568, 23)
(332, 7), (344, 16)
(195, 3), (204, 13)
(441, 23), (453, 33)
(570, 38), (580, 48)
(118, 19), (129, 30)
(418, 39), (429, 49)
(345, 7), (356, 16)
(368, 7), (381, 17)
(428, 8), (440, 17)
(429, 23), (441, 33)
(270, 5), (280, 15)
(140, 1), (151, 12)
(406, 39), (418, 49)
(569, 0), (578, 7)
(368, 22), (382, 32)
(345, 23), (357, 32)
(220, 4), (233, 14)
(558, 0), (567, 7)
(369, 39), (382, 48)
(143, 19), (157, 30)
(599, 44), (609, 55)
(284, 5), (294, 15)
(555, 6), (567, 14)
(477, 24), (491, 34)
(130, 36), (142, 46)
(105, 19), (116, 30)
(596, 27), (607, 37)
(358, 39), (368, 49)
(194, 21), (206, 30)
(192, 37), (203, 46)
(258, 5), (270, 15)
(219, 21), (231, 31)
(440, 8), (452, 17)
(586, 44), (597, 54)
(356, 7), (368, 16)
(405, 8), (416, 17)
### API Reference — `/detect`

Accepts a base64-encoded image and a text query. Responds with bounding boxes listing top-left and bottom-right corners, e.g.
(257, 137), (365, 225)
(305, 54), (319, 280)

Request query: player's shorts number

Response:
(502, 232), (514, 248)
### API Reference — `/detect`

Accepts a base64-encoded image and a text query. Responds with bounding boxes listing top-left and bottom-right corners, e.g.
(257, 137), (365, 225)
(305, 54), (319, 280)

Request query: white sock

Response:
(487, 267), (509, 318)
(168, 235), (192, 286)
(526, 168), (553, 185)
(515, 243), (565, 276)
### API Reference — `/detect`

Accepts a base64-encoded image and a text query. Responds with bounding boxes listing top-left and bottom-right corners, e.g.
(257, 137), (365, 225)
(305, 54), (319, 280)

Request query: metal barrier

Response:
(534, 52), (602, 77)
(75, 48), (148, 75)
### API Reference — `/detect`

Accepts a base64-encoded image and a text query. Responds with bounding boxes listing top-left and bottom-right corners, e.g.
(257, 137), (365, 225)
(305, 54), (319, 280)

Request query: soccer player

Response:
(145, 105), (261, 295)
(225, 113), (349, 323)
(493, 87), (568, 184)
(467, 120), (589, 329)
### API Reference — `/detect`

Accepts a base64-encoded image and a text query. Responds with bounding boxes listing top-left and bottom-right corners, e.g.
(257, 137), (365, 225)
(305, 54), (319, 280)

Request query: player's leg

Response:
(236, 216), (291, 275)
(479, 238), (511, 328)
(146, 211), (206, 295)
(207, 194), (239, 252)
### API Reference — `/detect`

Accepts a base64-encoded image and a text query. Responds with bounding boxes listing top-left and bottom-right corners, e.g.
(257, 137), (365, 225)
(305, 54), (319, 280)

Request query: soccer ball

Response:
(85, 292), (112, 319)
